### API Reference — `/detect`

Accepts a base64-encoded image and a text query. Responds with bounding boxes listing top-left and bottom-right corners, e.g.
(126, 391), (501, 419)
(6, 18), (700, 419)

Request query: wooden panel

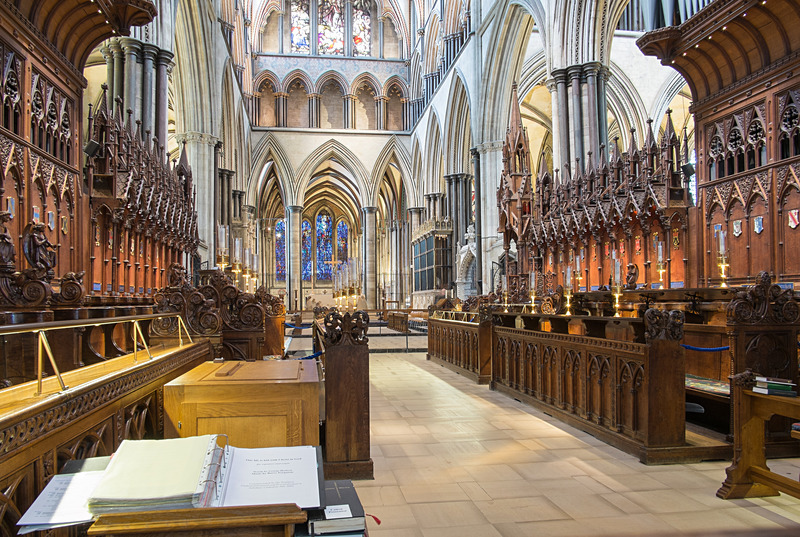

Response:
(164, 361), (319, 448)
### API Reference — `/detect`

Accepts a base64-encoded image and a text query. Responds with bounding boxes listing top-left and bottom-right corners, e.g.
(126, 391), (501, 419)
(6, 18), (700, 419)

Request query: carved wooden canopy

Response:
(637, 0), (800, 106)
(13, 0), (156, 71)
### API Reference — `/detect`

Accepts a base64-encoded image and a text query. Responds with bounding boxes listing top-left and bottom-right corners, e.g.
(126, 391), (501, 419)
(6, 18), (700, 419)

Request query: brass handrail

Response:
(0, 313), (193, 396)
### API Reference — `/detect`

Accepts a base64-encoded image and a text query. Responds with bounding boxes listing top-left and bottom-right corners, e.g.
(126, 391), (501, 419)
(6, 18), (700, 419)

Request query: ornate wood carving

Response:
(323, 310), (369, 346)
(644, 308), (685, 342)
(727, 271), (799, 325)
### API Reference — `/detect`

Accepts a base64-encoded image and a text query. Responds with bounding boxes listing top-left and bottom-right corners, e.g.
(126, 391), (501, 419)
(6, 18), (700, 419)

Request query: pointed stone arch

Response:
(293, 139), (371, 206)
(248, 132), (295, 206)
(424, 109), (444, 195)
(369, 135), (416, 207)
(444, 70), (473, 176)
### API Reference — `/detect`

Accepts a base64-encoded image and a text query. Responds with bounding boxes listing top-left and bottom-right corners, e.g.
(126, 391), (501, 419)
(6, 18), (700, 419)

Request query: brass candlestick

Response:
(563, 286), (572, 316)
(718, 254), (729, 288)
(657, 261), (666, 284)
(613, 283), (623, 317)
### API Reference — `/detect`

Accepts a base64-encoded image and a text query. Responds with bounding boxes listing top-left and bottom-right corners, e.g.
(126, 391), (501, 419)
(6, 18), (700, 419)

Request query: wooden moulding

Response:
(87, 504), (306, 536)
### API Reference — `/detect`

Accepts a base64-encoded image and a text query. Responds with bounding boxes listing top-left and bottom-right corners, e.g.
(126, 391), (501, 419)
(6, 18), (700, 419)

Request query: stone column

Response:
(567, 65), (584, 172)
(344, 94), (356, 129)
(180, 132), (219, 263)
(310, 2), (318, 56)
(598, 65), (610, 151)
(155, 50), (174, 150)
(275, 93), (288, 127)
(344, 0), (353, 56)
(286, 205), (303, 310)
(361, 206), (378, 309)
(378, 17), (385, 59)
(110, 40), (125, 108)
(408, 207), (424, 232)
(120, 38), (141, 118)
(101, 44), (115, 104)
(553, 69), (570, 175)
(278, 10), (285, 54)
(308, 93), (320, 128)
(584, 62), (601, 161)
(375, 96), (387, 130)
(141, 44), (158, 137)
(546, 77), (561, 176)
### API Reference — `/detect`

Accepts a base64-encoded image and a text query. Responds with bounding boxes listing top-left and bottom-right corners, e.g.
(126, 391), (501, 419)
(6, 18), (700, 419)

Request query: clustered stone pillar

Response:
(344, 94), (356, 129)
(361, 206), (378, 309)
(155, 50), (173, 148)
(550, 62), (611, 175)
(308, 93), (321, 128)
(286, 206), (303, 311)
(100, 38), (172, 147)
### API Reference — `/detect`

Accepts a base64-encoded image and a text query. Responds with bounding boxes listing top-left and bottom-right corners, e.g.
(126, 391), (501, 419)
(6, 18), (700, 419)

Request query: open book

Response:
(86, 436), (322, 514)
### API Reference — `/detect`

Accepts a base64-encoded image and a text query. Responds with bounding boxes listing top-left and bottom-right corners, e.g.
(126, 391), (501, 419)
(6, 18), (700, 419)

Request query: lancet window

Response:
(275, 219), (286, 281)
(337, 220), (348, 261)
(283, 0), (377, 57)
(301, 219), (313, 280)
(316, 211), (333, 280)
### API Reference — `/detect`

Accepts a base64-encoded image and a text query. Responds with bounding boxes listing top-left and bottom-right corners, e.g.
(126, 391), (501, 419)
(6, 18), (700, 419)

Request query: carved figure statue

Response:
(625, 263), (639, 290)
(0, 212), (16, 275)
(23, 222), (56, 279)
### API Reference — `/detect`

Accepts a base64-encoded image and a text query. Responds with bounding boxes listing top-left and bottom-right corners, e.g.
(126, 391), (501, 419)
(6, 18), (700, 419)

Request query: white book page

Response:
(18, 471), (105, 527)
(220, 445), (320, 509)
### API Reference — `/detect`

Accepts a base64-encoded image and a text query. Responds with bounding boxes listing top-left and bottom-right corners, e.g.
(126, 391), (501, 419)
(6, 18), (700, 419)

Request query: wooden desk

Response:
(88, 504), (305, 537)
(718, 377), (800, 500)
(164, 360), (320, 448)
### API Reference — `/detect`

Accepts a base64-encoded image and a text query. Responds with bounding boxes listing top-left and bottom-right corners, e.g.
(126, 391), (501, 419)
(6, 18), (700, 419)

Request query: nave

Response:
(355, 351), (800, 537)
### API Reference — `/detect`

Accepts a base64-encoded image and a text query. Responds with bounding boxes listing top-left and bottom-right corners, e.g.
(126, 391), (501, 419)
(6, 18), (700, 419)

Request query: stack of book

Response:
(296, 480), (366, 537)
(752, 376), (797, 397)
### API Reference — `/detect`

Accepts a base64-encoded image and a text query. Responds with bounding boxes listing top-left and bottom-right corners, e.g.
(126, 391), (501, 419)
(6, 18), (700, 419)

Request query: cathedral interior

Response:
(1, 0), (800, 535)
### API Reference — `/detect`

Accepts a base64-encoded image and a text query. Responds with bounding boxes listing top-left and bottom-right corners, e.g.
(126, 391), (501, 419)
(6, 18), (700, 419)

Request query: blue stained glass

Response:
(275, 219), (286, 281)
(316, 212), (333, 280)
(291, 0), (310, 53)
(337, 220), (348, 261)
(301, 219), (312, 280)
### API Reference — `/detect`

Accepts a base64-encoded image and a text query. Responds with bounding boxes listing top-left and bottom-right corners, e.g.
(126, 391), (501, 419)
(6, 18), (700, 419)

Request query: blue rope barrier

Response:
(284, 323), (312, 329)
(294, 351), (323, 360)
(681, 344), (730, 352)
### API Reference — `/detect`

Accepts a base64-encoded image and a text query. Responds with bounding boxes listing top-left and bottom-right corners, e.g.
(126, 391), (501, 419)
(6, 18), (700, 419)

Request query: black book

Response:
(306, 480), (365, 535)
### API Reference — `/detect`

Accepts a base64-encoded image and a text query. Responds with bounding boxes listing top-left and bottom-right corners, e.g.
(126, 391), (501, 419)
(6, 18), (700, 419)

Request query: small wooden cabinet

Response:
(164, 360), (320, 448)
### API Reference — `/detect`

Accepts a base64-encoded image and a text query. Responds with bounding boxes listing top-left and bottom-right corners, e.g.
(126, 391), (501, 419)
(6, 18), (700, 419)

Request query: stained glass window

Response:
(301, 219), (312, 280)
(318, 0), (344, 55)
(291, 0), (311, 53)
(337, 220), (348, 261)
(352, 0), (372, 56)
(316, 212), (333, 280)
(275, 219), (286, 281)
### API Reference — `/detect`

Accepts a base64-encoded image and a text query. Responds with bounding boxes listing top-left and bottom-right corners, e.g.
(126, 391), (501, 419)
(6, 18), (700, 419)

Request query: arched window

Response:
(318, 0), (345, 55)
(301, 219), (312, 280)
(275, 219), (286, 281)
(337, 220), (348, 261)
(291, 0), (311, 54)
(352, 0), (372, 56)
(316, 212), (333, 280)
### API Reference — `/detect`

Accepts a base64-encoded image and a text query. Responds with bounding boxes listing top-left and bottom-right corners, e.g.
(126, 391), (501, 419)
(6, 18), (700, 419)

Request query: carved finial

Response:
(644, 309), (685, 342)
